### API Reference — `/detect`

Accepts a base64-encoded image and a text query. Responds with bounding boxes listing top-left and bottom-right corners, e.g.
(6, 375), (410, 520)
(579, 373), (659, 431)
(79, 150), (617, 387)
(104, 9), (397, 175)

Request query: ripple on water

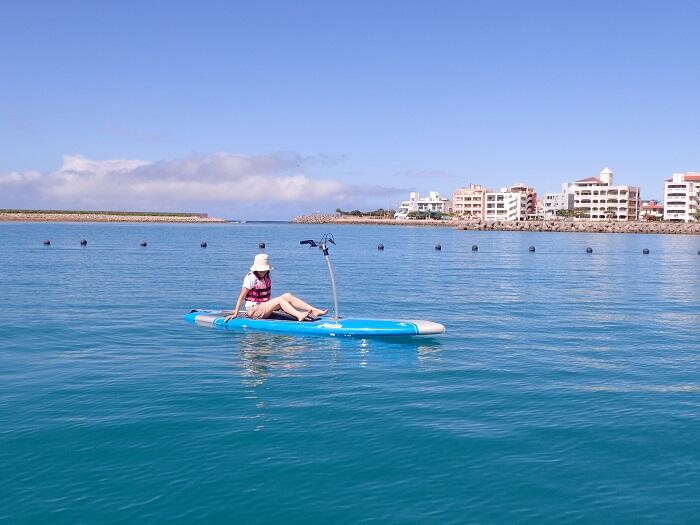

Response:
(0, 223), (699, 523)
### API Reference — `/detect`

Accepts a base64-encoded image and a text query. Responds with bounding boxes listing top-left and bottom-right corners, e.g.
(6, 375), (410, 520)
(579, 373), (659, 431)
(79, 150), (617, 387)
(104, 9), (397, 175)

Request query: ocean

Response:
(1, 222), (699, 523)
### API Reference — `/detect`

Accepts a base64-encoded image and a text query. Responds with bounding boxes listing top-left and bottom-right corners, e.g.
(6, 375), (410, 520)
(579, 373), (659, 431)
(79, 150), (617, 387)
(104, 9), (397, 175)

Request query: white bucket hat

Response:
(250, 253), (273, 272)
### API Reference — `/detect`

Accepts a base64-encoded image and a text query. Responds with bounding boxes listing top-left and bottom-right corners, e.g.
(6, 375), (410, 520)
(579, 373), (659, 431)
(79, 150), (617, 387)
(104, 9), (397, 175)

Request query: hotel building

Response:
(572, 168), (640, 221)
(394, 191), (452, 220)
(663, 172), (700, 222)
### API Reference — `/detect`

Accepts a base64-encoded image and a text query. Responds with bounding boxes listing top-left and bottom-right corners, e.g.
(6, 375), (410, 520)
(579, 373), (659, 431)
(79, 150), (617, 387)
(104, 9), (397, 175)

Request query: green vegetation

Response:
(556, 209), (588, 218)
(0, 209), (207, 217)
(692, 210), (700, 221)
(406, 210), (448, 220)
(335, 207), (395, 218)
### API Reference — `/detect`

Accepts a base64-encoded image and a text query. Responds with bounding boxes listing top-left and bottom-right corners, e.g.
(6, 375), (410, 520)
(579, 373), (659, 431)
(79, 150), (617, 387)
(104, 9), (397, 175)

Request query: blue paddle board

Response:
(184, 310), (445, 337)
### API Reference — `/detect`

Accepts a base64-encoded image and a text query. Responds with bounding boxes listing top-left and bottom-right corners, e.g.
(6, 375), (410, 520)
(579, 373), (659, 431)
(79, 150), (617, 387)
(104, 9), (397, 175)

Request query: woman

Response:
(225, 253), (328, 322)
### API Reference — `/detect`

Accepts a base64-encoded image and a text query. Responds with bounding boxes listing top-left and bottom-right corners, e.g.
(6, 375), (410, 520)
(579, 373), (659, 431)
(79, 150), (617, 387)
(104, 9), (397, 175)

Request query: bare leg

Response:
(282, 293), (328, 317)
(260, 296), (309, 322)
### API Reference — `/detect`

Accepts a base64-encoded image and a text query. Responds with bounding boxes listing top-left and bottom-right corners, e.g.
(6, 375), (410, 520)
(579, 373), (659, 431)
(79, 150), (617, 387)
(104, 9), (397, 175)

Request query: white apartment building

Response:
(394, 191), (452, 219)
(452, 184), (487, 219)
(663, 172), (700, 222)
(504, 182), (538, 217)
(543, 183), (575, 217)
(572, 168), (640, 221)
(484, 191), (524, 221)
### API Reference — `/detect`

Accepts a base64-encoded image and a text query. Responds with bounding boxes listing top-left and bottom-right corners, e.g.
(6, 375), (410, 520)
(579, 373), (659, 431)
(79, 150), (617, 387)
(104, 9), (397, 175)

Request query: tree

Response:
(692, 210), (700, 222)
(558, 209), (587, 219)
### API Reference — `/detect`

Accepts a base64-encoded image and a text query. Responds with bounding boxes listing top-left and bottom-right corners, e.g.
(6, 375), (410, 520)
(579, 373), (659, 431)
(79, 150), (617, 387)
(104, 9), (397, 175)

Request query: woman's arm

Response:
(225, 288), (249, 321)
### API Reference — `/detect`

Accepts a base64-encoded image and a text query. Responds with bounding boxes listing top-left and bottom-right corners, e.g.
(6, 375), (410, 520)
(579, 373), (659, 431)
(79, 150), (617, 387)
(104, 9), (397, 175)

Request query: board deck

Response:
(184, 310), (445, 337)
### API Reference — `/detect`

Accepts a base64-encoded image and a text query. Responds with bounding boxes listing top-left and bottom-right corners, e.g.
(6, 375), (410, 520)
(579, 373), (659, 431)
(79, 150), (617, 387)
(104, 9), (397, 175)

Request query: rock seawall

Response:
(292, 215), (700, 235)
(0, 212), (227, 223)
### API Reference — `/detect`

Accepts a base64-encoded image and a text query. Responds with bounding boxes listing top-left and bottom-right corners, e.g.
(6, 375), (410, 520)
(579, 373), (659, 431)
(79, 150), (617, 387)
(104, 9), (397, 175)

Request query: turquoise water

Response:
(1, 222), (699, 523)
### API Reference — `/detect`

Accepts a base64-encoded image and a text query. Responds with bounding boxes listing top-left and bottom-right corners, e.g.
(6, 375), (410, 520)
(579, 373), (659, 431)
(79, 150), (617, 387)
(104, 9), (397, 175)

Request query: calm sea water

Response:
(1, 222), (699, 524)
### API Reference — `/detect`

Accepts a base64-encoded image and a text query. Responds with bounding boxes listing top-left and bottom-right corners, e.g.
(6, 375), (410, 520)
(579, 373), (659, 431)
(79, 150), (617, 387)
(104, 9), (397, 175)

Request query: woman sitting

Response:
(224, 254), (327, 322)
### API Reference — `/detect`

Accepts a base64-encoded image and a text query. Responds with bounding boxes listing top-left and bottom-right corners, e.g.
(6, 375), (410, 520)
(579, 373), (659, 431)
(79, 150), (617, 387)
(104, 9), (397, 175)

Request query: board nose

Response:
(410, 320), (445, 335)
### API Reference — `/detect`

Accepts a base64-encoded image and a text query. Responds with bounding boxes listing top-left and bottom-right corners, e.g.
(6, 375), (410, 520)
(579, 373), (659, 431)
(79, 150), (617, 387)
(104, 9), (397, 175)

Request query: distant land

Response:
(0, 209), (226, 223)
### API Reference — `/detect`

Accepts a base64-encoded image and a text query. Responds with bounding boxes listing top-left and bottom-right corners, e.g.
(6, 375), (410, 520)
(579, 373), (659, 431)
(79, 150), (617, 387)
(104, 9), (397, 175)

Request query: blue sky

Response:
(1, 0), (699, 218)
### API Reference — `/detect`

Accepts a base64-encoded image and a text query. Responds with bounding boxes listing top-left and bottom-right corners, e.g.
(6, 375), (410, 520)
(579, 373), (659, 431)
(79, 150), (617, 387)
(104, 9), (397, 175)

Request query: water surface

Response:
(1, 222), (699, 523)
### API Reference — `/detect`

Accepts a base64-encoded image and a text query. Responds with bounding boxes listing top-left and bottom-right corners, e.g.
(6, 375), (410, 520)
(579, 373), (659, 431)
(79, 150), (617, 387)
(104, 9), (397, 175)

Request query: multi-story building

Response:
(663, 172), (700, 222)
(543, 183), (575, 217)
(572, 167), (640, 221)
(452, 184), (487, 219)
(394, 191), (452, 220)
(504, 182), (537, 217)
(640, 200), (664, 220)
(484, 191), (524, 221)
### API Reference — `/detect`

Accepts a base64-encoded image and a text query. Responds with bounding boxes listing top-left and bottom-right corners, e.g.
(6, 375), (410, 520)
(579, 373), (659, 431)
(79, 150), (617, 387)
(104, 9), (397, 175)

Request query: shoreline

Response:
(292, 215), (700, 235)
(0, 212), (227, 223)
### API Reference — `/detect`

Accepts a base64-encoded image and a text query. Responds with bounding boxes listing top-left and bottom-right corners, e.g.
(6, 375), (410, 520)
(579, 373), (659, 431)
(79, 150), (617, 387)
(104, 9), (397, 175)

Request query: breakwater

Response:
(292, 215), (700, 235)
(0, 211), (226, 223)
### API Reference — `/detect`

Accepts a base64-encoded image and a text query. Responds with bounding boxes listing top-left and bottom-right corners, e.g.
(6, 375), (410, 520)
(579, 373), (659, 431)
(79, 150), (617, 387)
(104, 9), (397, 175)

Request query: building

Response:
(640, 200), (664, 220)
(394, 191), (452, 220)
(543, 183), (575, 217)
(452, 184), (487, 219)
(504, 182), (537, 218)
(572, 167), (640, 221)
(663, 172), (700, 222)
(484, 191), (524, 221)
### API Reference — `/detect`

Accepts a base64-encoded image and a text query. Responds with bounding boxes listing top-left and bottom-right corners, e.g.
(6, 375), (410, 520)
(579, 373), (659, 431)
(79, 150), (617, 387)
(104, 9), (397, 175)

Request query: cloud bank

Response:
(0, 152), (400, 217)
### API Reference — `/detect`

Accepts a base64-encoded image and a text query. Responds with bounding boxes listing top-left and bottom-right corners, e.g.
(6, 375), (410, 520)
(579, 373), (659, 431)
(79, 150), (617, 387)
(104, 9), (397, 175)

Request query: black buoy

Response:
(378, 244), (384, 250)
(43, 240), (50, 246)
(80, 239), (87, 246)
(471, 244), (478, 252)
(140, 241), (147, 247)
(259, 242), (266, 249)
(528, 246), (535, 252)
(643, 248), (650, 254)
(697, 249), (700, 255)
(434, 244), (442, 251)
(201, 241), (207, 248)
(586, 247), (593, 253)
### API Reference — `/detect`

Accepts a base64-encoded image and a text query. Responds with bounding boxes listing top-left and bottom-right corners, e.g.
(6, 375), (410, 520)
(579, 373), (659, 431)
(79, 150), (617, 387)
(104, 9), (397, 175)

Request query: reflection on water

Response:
(234, 331), (444, 385)
(236, 332), (314, 386)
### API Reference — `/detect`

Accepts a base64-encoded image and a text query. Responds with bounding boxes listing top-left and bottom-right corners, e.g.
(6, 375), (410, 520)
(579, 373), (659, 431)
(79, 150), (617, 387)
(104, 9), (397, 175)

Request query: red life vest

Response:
(245, 272), (271, 303)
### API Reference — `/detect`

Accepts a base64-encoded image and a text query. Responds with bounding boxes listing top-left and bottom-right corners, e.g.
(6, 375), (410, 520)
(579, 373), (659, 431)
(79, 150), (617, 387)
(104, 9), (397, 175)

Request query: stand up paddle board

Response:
(186, 234), (445, 338)
(184, 310), (445, 337)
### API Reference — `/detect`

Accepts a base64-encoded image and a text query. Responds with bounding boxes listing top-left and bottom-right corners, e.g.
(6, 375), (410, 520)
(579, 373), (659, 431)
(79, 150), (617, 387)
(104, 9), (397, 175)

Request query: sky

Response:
(1, 0), (699, 219)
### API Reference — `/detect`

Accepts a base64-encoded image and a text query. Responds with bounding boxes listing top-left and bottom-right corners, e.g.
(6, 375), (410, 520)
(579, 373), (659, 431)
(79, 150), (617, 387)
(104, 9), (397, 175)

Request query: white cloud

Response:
(0, 152), (400, 215)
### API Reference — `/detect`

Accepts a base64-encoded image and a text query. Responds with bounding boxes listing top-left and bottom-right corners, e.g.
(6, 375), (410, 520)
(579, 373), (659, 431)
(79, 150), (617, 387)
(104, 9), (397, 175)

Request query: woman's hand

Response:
(226, 288), (249, 322)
